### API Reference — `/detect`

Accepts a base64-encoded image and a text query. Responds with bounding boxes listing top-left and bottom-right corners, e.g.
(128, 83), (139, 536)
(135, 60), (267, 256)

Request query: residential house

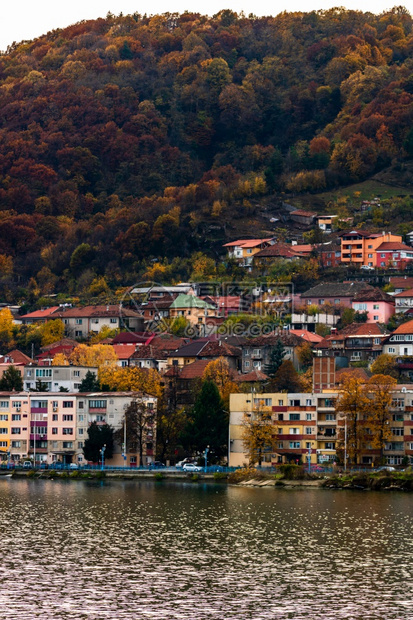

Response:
(167, 340), (241, 370)
(339, 230), (403, 267)
(112, 345), (137, 367)
(19, 306), (60, 325)
(240, 332), (303, 373)
(0, 350), (34, 365)
(315, 323), (388, 364)
(112, 332), (154, 346)
(169, 294), (216, 330)
(374, 241), (413, 269)
(164, 359), (210, 406)
(223, 238), (274, 268)
(58, 305), (143, 338)
(383, 320), (413, 357)
(299, 281), (373, 309)
(352, 288), (395, 323)
(36, 339), (78, 365)
(290, 210), (316, 226)
(394, 288), (413, 315)
(315, 215), (338, 232)
(130, 336), (187, 373)
(253, 243), (300, 265)
(389, 276), (413, 294)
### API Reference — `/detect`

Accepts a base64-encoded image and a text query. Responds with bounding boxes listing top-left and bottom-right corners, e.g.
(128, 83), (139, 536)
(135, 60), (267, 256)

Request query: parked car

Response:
(183, 463), (202, 472)
(361, 265), (375, 271)
(23, 461), (33, 469)
(149, 461), (166, 469)
(69, 463), (79, 470)
(52, 462), (65, 470)
(175, 459), (192, 469)
(377, 466), (395, 472)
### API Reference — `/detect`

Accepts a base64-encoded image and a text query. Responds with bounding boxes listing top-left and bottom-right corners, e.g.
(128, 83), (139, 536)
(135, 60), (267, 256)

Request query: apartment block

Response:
(23, 366), (98, 392)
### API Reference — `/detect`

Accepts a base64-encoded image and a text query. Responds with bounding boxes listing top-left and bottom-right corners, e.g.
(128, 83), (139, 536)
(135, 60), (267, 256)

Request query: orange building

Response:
(339, 231), (402, 267)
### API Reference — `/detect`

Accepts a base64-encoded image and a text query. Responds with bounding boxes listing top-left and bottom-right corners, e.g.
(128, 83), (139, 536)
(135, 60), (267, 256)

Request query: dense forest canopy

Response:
(0, 7), (413, 299)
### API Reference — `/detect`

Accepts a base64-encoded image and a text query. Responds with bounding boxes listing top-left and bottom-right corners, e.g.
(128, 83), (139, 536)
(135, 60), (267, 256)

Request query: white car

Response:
(183, 463), (202, 472)
(69, 463), (79, 470)
(361, 265), (374, 271)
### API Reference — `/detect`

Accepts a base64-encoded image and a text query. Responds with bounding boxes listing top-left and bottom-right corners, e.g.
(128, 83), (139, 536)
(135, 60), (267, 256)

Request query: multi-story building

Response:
(23, 366), (98, 392)
(339, 231), (403, 267)
(0, 392), (157, 467)
(223, 238), (274, 269)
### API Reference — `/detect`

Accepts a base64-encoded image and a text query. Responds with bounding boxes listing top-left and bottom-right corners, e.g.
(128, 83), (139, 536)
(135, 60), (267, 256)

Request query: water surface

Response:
(0, 479), (412, 619)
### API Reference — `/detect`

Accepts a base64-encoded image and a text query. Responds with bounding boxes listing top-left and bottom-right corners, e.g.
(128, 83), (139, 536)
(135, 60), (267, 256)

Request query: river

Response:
(0, 478), (412, 619)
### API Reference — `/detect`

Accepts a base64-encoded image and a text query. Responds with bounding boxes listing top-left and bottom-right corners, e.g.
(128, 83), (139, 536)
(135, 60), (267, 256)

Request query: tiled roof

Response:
(290, 210), (316, 217)
(375, 242), (413, 251)
(20, 306), (59, 319)
(199, 341), (241, 357)
(339, 322), (388, 337)
(301, 281), (373, 298)
(234, 369), (269, 382)
(57, 305), (141, 318)
(336, 367), (370, 383)
(223, 238), (273, 248)
(289, 330), (324, 343)
(352, 288), (394, 302)
(200, 296), (241, 309)
(41, 338), (78, 352)
(254, 243), (298, 259)
(112, 345), (137, 359)
(392, 320), (413, 335)
(112, 332), (154, 345)
(389, 277), (413, 290)
(0, 349), (34, 365)
(338, 230), (374, 238)
(175, 359), (210, 379)
(244, 332), (303, 347)
(394, 288), (413, 298)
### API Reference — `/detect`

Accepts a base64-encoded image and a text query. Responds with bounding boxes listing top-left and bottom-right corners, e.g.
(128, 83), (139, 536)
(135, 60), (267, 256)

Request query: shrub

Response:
(213, 472), (228, 481)
(228, 466), (263, 483)
(27, 470), (36, 478)
(95, 471), (106, 479)
(69, 470), (80, 479)
(154, 472), (164, 481)
(279, 464), (306, 480)
(191, 474), (199, 482)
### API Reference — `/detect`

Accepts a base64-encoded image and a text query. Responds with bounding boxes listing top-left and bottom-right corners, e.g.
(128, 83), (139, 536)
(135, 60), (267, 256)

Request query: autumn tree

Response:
(365, 374), (397, 464)
(370, 354), (399, 379)
(202, 357), (239, 408)
(115, 398), (155, 466)
(0, 366), (23, 391)
(269, 361), (302, 392)
(39, 319), (65, 346)
(83, 422), (114, 463)
(99, 366), (162, 397)
(241, 404), (277, 467)
(70, 344), (118, 369)
(335, 375), (370, 467)
(52, 353), (69, 366)
(296, 342), (314, 371)
(0, 308), (15, 350)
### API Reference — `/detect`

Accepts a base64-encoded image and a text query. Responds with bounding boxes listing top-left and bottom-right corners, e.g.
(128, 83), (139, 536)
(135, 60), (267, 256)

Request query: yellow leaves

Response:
(52, 353), (69, 366)
(39, 319), (65, 346)
(203, 357), (239, 406)
(70, 344), (118, 368)
(0, 308), (14, 342)
(0, 254), (13, 279)
(241, 408), (277, 467)
(90, 325), (119, 344)
(99, 366), (162, 398)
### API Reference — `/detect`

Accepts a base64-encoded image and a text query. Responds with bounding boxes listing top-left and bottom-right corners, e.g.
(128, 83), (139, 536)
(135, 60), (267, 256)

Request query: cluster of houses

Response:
(224, 230), (413, 271)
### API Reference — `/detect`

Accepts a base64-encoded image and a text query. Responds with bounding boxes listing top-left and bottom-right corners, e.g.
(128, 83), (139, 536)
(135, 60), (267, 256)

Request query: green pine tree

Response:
(0, 365), (23, 391)
(79, 370), (100, 392)
(83, 422), (114, 463)
(264, 339), (285, 378)
(183, 381), (228, 460)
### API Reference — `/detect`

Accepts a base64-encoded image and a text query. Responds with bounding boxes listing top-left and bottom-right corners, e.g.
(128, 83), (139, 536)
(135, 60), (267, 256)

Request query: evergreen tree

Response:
(264, 340), (285, 378)
(183, 381), (228, 460)
(0, 365), (23, 391)
(83, 422), (114, 463)
(33, 379), (49, 392)
(79, 370), (100, 392)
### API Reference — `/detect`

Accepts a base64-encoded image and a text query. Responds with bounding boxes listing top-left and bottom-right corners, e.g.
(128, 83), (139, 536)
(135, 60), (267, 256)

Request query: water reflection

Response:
(0, 479), (412, 618)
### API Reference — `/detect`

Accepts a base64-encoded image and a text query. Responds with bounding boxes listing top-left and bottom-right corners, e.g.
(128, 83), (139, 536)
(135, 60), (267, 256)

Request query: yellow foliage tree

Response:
(202, 357), (239, 408)
(70, 344), (118, 369)
(39, 319), (65, 346)
(52, 353), (70, 366)
(335, 375), (370, 467)
(241, 406), (277, 467)
(90, 325), (119, 344)
(99, 365), (162, 397)
(0, 308), (14, 348)
(365, 374), (397, 464)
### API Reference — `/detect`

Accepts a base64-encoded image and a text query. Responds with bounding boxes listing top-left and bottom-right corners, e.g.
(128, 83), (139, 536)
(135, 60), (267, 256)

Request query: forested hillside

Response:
(0, 7), (413, 299)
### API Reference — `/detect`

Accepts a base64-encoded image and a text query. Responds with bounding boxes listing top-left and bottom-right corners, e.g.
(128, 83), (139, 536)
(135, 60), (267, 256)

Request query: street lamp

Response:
(308, 445), (312, 474)
(204, 445), (209, 472)
(100, 444), (106, 470)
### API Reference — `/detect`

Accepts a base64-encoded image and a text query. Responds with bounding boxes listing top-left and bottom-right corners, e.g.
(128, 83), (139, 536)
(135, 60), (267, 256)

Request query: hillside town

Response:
(2, 224), (413, 470)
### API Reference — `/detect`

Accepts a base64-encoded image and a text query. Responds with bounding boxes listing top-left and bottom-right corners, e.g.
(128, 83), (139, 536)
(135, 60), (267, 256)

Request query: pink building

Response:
(352, 288), (395, 323)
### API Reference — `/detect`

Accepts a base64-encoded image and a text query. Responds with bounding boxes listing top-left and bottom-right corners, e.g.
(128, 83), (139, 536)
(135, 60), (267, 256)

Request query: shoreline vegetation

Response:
(4, 464), (413, 491)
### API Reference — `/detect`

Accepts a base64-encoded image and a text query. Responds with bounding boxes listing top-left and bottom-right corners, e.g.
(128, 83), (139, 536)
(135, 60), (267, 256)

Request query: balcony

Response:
(31, 407), (48, 414)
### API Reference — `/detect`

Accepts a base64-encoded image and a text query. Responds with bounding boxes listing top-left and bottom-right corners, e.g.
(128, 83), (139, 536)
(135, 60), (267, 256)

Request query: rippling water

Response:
(0, 479), (412, 619)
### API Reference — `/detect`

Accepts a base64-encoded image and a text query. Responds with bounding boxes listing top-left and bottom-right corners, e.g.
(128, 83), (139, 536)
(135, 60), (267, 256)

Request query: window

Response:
(289, 400), (300, 407)
(75, 319), (83, 325)
(0, 415), (7, 421)
(278, 414), (283, 421)
(289, 441), (300, 449)
(306, 399), (312, 406)
(289, 428), (299, 434)
(325, 442), (335, 450)
(62, 442), (73, 449)
(392, 399), (405, 409)
(52, 414), (58, 421)
(368, 254), (373, 258)
(391, 428), (404, 436)
(110, 318), (117, 324)
(278, 400), (283, 406)
(75, 331), (82, 337)
(306, 442), (312, 449)
(78, 442), (83, 449)
(89, 400), (107, 409)
(52, 428), (58, 435)
(78, 414), (84, 422)
(306, 413), (312, 421)
(63, 401), (73, 408)
(325, 414), (336, 421)
(73, 371), (80, 377)
(11, 414), (21, 421)
(12, 402), (21, 409)
(35, 369), (52, 378)
(393, 414), (404, 421)
(306, 427), (313, 434)
(78, 428), (84, 435)
(289, 414), (300, 420)
(11, 428), (20, 434)
(374, 316), (379, 321)
(244, 361), (250, 368)
(63, 414), (73, 421)
(373, 304), (379, 310)
(0, 428), (7, 434)
(264, 398), (272, 407)
(0, 441), (6, 447)
(253, 349), (261, 356)
(277, 442), (283, 449)
(0, 401), (8, 408)
(388, 347), (396, 353)
(63, 428), (73, 435)
(78, 401), (84, 409)
(11, 441), (21, 448)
